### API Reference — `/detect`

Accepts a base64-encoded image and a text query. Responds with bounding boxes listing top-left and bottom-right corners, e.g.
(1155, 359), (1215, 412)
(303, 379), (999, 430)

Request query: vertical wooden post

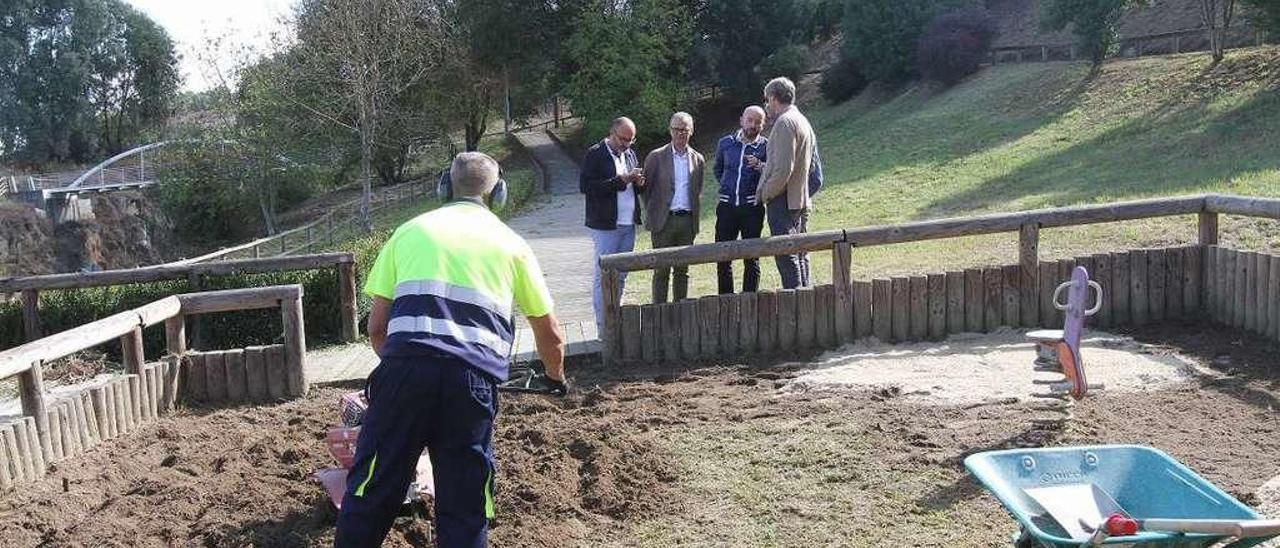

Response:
(253, 244), (261, 259)
(306, 226), (315, 253)
(680, 300), (701, 359)
(945, 272), (965, 335)
(927, 274), (946, 341)
(739, 293), (758, 354)
(832, 243), (854, 344)
(661, 303), (683, 360)
(601, 268), (622, 366)
(1257, 252), (1271, 336)
(121, 326), (145, 375)
(1271, 254), (1280, 342)
(280, 232), (288, 255)
(890, 278), (909, 343)
(621, 306), (643, 363)
(872, 279), (893, 342)
(163, 316), (186, 412)
(640, 304), (660, 362)
(327, 214), (335, 246)
(853, 281), (873, 340)
(19, 362), (51, 465)
(908, 276), (928, 341)
(120, 325), (148, 420)
(187, 272), (205, 351)
(776, 290), (797, 352)
(1130, 250), (1150, 325)
(1020, 223), (1040, 328)
(281, 293), (309, 398)
(698, 296), (720, 358)
(21, 289), (41, 342)
(964, 269), (985, 333)
(984, 268), (1003, 331)
(338, 262), (359, 342)
(1199, 212), (1219, 247)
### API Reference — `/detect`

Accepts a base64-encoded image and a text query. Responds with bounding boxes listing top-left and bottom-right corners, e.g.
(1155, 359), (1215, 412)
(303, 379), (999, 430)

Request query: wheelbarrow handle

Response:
(1140, 518), (1280, 537)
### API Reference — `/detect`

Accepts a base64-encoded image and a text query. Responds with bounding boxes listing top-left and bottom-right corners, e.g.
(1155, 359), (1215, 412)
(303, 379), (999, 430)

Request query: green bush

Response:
(1242, 0), (1280, 37)
(820, 57), (870, 102)
(1040, 0), (1144, 66)
(917, 7), (999, 85)
(756, 44), (811, 85)
(840, 0), (971, 82)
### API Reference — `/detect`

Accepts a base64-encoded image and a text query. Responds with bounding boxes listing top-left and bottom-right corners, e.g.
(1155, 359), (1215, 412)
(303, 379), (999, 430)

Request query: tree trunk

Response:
(359, 96), (375, 232)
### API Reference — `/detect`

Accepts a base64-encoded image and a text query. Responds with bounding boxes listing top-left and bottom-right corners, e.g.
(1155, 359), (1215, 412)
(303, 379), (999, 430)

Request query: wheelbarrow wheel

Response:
(1014, 529), (1036, 548)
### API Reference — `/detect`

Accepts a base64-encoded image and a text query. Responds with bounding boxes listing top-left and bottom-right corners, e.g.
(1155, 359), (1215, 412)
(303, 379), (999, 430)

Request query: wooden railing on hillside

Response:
(0, 285), (308, 490)
(597, 194), (1280, 366)
(172, 178), (432, 265)
(0, 253), (358, 346)
(991, 26), (1269, 64)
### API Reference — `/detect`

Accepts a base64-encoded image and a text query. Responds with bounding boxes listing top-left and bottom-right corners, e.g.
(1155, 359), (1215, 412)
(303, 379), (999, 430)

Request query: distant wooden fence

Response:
(598, 194), (1280, 366)
(172, 179), (431, 265)
(991, 26), (1269, 64)
(0, 285), (309, 491)
(0, 253), (358, 346)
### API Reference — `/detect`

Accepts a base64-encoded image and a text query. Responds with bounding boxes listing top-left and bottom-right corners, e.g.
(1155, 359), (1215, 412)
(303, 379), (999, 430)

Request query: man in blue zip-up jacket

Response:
(713, 106), (768, 294)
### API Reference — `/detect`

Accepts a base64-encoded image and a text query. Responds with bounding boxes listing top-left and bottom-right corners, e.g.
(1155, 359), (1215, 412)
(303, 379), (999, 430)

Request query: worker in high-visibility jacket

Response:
(336, 152), (567, 548)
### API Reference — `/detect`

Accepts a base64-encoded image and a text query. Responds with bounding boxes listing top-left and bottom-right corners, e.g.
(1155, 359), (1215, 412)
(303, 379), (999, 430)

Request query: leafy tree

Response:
(442, 0), (561, 150)
(840, 0), (970, 83)
(288, 0), (448, 230)
(917, 7), (999, 85)
(820, 57), (869, 102)
(1040, 0), (1148, 66)
(756, 44), (812, 84)
(1241, 0), (1280, 35)
(564, 0), (693, 146)
(696, 0), (812, 98)
(0, 0), (179, 165)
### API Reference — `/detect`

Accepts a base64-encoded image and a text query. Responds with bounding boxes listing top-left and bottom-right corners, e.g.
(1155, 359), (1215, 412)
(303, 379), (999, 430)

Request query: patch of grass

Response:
(623, 48), (1280, 304)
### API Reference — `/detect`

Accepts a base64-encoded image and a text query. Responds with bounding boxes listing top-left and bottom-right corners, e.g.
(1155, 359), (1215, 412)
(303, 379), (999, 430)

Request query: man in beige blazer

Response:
(757, 76), (816, 289)
(642, 112), (706, 303)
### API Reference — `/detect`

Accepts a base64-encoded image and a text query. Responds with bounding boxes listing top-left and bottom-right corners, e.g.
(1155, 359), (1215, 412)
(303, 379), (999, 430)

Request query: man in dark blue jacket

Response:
(580, 117), (644, 333)
(713, 106), (768, 294)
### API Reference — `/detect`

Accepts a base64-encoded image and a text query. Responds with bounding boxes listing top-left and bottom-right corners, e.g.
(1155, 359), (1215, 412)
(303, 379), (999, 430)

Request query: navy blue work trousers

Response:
(335, 355), (498, 548)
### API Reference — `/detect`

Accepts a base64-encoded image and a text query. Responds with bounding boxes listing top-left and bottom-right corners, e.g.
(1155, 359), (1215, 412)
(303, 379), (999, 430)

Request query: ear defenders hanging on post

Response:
(436, 169), (508, 211)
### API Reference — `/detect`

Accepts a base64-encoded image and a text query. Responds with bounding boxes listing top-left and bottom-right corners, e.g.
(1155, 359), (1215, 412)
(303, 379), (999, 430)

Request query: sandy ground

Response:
(0, 323), (1276, 547)
(787, 328), (1210, 405)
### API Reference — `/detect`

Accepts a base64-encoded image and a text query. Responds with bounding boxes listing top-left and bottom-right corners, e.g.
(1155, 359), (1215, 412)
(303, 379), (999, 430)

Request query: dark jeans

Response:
(336, 356), (497, 548)
(651, 212), (697, 303)
(767, 196), (810, 289)
(715, 202), (765, 294)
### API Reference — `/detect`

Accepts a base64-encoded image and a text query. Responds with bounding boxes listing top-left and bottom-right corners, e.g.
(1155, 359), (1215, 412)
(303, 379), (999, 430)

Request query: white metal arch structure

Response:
(65, 141), (173, 190)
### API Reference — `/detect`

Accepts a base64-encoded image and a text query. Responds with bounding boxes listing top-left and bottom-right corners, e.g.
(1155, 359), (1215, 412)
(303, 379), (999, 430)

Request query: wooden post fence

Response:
(1, 253), (360, 346)
(597, 194), (1280, 367)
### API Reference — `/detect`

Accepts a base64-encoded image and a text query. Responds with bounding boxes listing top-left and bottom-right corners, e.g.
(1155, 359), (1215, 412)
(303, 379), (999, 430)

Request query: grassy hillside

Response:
(624, 47), (1280, 302)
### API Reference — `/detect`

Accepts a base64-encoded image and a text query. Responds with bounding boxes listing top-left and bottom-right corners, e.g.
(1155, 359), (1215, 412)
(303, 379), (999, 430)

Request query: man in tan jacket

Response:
(757, 76), (816, 289)
(642, 112), (706, 303)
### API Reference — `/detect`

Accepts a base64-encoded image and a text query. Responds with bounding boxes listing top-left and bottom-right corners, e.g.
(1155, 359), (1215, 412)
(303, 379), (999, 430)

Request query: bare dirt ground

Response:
(0, 322), (1276, 547)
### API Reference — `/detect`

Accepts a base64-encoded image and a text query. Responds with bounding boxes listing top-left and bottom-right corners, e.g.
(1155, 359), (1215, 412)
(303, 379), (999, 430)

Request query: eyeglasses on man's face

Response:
(669, 127), (691, 134)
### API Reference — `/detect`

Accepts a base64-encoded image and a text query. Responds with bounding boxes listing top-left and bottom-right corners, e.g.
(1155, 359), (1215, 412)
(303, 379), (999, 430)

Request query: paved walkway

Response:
(306, 130), (599, 384)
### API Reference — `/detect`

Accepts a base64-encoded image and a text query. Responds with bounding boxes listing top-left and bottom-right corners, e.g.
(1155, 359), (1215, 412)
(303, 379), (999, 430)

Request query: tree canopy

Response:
(0, 0), (180, 166)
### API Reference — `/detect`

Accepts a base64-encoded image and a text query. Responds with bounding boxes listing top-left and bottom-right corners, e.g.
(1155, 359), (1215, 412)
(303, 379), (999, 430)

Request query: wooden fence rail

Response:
(599, 193), (1280, 366)
(0, 253), (358, 345)
(169, 178), (431, 265)
(0, 285), (309, 490)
